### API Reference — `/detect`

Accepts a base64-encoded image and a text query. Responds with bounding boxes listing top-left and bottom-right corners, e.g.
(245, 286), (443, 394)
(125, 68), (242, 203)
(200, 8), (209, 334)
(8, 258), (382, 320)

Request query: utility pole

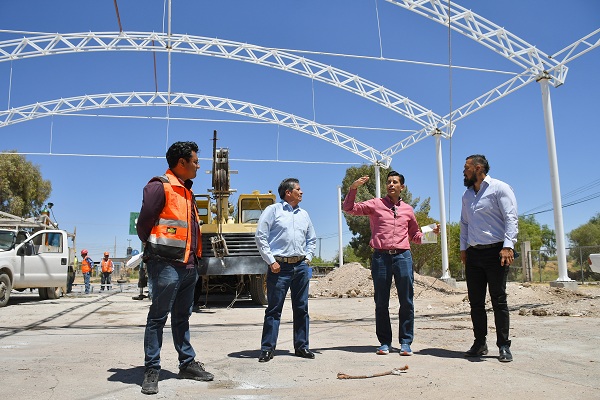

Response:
(317, 237), (322, 259)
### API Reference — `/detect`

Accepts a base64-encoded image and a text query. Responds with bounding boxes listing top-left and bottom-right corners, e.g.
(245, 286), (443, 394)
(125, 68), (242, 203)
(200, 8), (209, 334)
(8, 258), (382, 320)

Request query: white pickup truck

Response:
(0, 227), (73, 307)
(588, 254), (600, 274)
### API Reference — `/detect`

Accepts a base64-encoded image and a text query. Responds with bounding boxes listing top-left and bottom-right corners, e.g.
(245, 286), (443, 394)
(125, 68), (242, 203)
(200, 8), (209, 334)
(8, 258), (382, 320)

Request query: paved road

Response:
(1, 288), (599, 399)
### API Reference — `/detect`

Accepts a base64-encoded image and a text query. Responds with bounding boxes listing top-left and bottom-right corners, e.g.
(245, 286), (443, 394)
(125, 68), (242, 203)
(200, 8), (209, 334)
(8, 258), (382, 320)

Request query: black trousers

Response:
(465, 246), (511, 348)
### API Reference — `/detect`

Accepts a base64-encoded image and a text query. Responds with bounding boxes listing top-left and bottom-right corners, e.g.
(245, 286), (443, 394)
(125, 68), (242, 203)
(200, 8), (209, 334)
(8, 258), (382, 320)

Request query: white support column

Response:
(537, 74), (576, 288)
(374, 163), (381, 198)
(337, 185), (343, 268)
(434, 133), (451, 280)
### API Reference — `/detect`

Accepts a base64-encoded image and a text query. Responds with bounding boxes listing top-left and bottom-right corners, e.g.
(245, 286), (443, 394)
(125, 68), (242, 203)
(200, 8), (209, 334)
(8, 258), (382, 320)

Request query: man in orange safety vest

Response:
(101, 251), (114, 291)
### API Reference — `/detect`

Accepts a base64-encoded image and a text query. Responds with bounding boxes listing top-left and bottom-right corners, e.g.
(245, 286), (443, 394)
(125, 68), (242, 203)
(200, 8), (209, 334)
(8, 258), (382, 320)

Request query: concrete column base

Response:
(440, 277), (457, 288)
(549, 281), (578, 291)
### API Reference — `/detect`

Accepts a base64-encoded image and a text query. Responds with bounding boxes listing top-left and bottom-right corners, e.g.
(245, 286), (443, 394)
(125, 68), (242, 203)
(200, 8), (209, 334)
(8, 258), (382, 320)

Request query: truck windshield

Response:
(240, 198), (274, 223)
(0, 230), (16, 251)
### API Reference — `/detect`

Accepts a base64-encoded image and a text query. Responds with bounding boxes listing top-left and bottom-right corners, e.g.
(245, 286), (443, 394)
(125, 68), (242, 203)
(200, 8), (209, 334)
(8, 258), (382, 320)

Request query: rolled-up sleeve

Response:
(342, 188), (372, 215)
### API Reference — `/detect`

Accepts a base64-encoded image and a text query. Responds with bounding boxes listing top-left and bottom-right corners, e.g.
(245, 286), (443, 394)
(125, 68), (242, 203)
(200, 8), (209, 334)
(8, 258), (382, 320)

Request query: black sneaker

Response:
(465, 341), (488, 357)
(178, 360), (214, 381)
(141, 368), (159, 395)
(499, 345), (513, 362)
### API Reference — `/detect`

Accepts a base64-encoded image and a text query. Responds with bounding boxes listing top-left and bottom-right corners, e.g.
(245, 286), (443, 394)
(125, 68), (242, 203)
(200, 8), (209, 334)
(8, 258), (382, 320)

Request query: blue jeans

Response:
(261, 261), (311, 351)
(371, 250), (414, 346)
(83, 272), (91, 294)
(144, 258), (198, 370)
(465, 246), (510, 347)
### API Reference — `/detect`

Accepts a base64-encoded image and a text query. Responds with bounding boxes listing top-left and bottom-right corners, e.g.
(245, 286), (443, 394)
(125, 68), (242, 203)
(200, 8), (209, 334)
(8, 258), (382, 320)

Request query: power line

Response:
(521, 178), (600, 215)
(521, 191), (600, 217)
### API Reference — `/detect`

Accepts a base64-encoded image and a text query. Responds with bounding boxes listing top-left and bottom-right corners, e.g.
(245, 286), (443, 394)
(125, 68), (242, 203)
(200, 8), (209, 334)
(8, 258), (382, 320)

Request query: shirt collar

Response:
(384, 196), (402, 207)
(282, 200), (300, 211)
(480, 175), (492, 190)
(468, 174), (492, 192)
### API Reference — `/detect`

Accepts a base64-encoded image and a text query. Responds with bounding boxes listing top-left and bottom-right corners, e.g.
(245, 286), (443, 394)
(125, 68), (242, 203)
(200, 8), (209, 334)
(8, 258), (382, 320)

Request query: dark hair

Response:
(278, 178), (299, 200)
(166, 141), (199, 169)
(466, 154), (490, 174)
(387, 170), (405, 185)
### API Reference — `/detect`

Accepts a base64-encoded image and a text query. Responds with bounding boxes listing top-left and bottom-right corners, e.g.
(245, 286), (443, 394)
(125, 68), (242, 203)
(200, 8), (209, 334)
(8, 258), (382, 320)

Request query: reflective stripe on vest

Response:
(147, 170), (202, 263)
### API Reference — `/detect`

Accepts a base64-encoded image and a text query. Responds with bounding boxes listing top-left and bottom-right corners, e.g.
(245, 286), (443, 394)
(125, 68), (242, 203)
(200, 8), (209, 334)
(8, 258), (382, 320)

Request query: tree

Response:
(341, 164), (436, 272)
(518, 215), (546, 251)
(445, 222), (464, 278)
(0, 151), (52, 217)
(568, 213), (600, 276)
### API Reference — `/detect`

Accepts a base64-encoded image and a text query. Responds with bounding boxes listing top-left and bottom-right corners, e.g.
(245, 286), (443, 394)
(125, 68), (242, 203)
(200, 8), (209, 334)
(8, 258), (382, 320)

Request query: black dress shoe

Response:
(258, 350), (274, 362)
(294, 348), (315, 359)
(499, 345), (513, 362)
(465, 342), (488, 357)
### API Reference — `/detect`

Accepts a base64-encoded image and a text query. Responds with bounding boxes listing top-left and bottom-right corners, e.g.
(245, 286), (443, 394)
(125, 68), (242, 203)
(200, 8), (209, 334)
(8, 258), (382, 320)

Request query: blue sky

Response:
(1, 1), (599, 263)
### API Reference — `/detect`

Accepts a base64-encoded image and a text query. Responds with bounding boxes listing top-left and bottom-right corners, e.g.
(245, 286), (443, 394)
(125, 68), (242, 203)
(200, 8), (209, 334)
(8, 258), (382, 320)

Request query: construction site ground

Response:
(1, 263), (599, 400)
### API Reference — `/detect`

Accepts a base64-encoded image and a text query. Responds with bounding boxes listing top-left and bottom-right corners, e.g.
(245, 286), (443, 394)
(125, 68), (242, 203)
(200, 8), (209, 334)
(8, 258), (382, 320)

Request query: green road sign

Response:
(129, 212), (140, 235)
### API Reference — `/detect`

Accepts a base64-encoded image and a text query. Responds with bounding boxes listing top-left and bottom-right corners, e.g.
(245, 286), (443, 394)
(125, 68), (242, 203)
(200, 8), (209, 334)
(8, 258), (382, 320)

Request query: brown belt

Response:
(274, 255), (306, 264)
(469, 242), (503, 250)
(375, 249), (407, 255)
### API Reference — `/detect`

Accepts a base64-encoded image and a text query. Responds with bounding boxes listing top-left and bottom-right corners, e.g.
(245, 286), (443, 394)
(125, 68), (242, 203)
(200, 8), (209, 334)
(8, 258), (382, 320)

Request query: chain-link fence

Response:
(516, 244), (600, 283)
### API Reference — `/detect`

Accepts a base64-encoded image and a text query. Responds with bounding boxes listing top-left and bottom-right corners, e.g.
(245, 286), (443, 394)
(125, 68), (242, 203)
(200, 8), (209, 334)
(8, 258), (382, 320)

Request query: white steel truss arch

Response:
(382, 0), (599, 157)
(385, 0), (566, 86)
(0, 91), (392, 167)
(0, 31), (451, 136)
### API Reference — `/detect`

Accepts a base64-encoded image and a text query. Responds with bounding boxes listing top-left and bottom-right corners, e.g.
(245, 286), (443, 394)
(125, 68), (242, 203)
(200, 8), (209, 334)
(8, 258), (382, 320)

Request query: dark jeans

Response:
(144, 258), (198, 370)
(101, 272), (112, 290)
(371, 250), (414, 346)
(465, 246), (511, 348)
(261, 261), (311, 351)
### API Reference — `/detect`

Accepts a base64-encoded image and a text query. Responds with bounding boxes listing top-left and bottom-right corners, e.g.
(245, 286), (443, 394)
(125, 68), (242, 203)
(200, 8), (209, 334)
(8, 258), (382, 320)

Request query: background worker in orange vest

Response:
(101, 251), (114, 291)
(80, 249), (93, 294)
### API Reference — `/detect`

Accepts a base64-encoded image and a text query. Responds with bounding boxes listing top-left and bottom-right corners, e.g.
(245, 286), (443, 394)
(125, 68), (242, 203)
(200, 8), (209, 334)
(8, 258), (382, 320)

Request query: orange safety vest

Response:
(101, 259), (113, 273)
(81, 257), (92, 274)
(147, 170), (202, 263)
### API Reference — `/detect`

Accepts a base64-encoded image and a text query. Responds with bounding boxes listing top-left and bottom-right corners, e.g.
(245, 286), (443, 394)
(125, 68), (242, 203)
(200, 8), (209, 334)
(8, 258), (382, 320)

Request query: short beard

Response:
(463, 176), (476, 187)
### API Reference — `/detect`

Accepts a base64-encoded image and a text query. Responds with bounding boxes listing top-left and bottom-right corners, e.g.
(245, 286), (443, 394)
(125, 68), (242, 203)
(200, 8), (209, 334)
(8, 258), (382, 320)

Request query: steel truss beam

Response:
(0, 91), (392, 167)
(0, 31), (450, 136)
(549, 28), (600, 66)
(382, 0), (598, 157)
(385, 0), (566, 85)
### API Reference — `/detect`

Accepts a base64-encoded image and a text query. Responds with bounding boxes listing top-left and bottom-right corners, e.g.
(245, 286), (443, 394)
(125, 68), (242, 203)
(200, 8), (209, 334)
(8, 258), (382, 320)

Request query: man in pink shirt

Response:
(343, 171), (438, 356)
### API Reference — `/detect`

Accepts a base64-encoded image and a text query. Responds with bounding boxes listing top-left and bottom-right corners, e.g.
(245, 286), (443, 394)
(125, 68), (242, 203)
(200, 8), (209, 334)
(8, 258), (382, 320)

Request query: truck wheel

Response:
(45, 287), (62, 299)
(38, 288), (49, 300)
(0, 273), (12, 307)
(250, 274), (268, 305)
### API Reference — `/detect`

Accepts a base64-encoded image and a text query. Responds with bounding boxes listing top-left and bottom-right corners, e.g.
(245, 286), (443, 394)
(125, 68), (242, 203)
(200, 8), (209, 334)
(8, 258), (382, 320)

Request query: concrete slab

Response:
(0, 287), (599, 399)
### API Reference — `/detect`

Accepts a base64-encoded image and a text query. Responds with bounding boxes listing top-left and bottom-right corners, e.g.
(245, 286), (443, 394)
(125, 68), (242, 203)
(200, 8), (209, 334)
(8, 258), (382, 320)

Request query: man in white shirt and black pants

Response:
(460, 154), (518, 363)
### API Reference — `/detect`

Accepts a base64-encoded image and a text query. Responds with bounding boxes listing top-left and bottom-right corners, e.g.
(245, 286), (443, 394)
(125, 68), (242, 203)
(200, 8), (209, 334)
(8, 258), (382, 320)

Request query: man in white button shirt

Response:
(460, 154), (518, 363)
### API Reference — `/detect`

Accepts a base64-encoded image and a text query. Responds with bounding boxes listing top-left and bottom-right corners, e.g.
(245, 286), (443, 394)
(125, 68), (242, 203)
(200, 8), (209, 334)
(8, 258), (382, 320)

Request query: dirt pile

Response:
(310, 263), (600, 317)
(309, 262), (462, 299)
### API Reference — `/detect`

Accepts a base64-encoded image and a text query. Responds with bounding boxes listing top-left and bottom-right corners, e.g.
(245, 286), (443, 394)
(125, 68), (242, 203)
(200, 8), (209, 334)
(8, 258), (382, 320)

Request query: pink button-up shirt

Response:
(342, 188), (423, 250)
